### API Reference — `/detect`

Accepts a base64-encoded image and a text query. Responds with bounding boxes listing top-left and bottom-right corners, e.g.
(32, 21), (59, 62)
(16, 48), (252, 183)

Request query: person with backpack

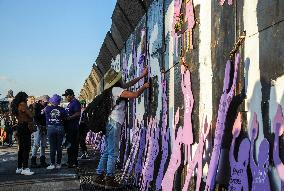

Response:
(11, 92), (34, 175)
(30, 95), (49, 168)
(94, 67), (149, 189)
(62, 89), (81, 167)
(43, 94), (67, 169)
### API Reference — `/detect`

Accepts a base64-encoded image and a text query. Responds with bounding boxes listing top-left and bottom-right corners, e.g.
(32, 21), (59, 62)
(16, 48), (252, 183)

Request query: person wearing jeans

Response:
(31, 95), (49, 168)
(11, 92), (34, 176)
(94, 67), (149, 189)
(43, 94), (67, 170)
(96, 119), (122, 176)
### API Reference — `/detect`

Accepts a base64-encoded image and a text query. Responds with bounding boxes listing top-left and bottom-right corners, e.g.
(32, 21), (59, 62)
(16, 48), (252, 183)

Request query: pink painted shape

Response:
(228, 113), (250, 191)
(141, 117), (160, 191)
(205, 53), (240, 190)
(232, 113), (242, 139)
(220, 0), (233, 6)
(182, 116), (211, 191)
(181, 64), (194, 164)
(273, 105), (284, 183)
(161, 108), (183, 191)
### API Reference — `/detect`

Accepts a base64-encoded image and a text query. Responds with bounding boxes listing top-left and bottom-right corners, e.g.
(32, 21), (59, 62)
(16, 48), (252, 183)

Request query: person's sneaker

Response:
(104, 176), (122, 189)
(93, 173), (105, 187)
(21, 168), (34, 175)
(56, 164), (61, 169)
(16, 168), (22, 174)
(46, 164), (56, 170)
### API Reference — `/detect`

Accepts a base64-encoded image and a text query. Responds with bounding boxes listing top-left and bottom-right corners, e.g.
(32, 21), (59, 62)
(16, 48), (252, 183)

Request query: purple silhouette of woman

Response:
(228, 113), (250, 191)
(250, 113), (270, 191)
(205, 54), (240, 190)
(273, 105), (284, 190)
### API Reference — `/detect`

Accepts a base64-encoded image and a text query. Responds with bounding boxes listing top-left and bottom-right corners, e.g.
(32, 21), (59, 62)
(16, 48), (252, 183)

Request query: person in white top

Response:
(94, 67), (150, 189)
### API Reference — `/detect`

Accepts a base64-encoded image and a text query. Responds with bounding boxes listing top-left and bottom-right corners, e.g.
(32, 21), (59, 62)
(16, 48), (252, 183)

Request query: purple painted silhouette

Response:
(161, 108), (183, 191)
(141, 118), (160, 191)
(85, 131), (103, 151)
(273, 105), (284, 190)
(156, 74), (170, 190)
(228, 113), (249, 191)
(121, 120), (141, 181)
(182, 116), (211, 191)
(134, 124), (146, 185)
(205, 54), (240, 190)
(181, 62), (194, 164)
(250, 112), (270, 191)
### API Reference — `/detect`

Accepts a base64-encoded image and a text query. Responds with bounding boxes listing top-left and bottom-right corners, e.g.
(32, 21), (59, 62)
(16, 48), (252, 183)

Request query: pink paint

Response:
(220, 0), (233, 6)
(205, 54), (240, 190)
(141, 118), (160, 191)
(161, 108), (183, 191)
(273, 104), (284, 189)
(250, 113), (270, 191)
(181, 63), (194, 164)
(182, 116), (211, 191)
(228, 113), (250, 191)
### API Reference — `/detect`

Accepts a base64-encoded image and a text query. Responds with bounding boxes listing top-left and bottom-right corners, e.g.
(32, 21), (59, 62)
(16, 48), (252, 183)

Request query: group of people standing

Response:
(11, 89), (82, 175)
(9, 66), (150, 190)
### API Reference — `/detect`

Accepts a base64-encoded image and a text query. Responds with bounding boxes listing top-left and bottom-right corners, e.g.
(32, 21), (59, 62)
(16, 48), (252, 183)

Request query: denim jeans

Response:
(47, 125), (64, 165)
(96, 119), (122, 177)
(32, 126), (47, 157)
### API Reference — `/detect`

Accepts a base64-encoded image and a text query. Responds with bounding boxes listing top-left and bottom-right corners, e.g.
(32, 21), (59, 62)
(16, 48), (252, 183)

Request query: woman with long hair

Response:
(11, 91), (34, 175)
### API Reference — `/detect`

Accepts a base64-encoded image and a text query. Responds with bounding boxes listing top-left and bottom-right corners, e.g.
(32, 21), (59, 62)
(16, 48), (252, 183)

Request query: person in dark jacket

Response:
(11, 91), (34, 175)
(62, 89), (81, 167)
(31, 95), (49, 168)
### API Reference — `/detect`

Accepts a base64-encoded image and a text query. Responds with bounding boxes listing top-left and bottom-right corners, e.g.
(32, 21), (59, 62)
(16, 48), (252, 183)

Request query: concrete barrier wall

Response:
(82, 0), (284, 190)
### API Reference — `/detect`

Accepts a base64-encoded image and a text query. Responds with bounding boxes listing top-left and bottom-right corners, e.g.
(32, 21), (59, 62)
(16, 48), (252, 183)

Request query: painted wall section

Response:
(87, 0), (284, 190)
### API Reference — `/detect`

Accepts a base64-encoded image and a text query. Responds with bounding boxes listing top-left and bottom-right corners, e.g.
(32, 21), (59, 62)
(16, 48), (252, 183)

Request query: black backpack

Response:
(82, 88), (113, 134)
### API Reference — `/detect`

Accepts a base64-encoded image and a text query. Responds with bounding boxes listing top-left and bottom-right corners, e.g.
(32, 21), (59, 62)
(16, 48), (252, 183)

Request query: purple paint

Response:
(250, 113), (270, 191)
(205, 54), (240, 190)
(273, 105), (284, 190)
(141, 118), (160, 191)
(181, 63), (194, 163)
(228, 113), (250, 191)
(121, 121), (141, 181)
(182, 116), (211, 191)
(161, 108), (183, 191)
(134, 125), (146, 185)
(156, 74), (170, 190)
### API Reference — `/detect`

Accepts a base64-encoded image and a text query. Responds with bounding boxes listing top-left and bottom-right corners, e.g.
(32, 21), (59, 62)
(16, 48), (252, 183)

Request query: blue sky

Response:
(0, 0), (116, 98)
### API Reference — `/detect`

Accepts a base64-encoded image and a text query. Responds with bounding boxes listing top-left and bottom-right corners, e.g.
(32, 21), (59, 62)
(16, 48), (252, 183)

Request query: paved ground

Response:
(0, 144), (80, 191)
